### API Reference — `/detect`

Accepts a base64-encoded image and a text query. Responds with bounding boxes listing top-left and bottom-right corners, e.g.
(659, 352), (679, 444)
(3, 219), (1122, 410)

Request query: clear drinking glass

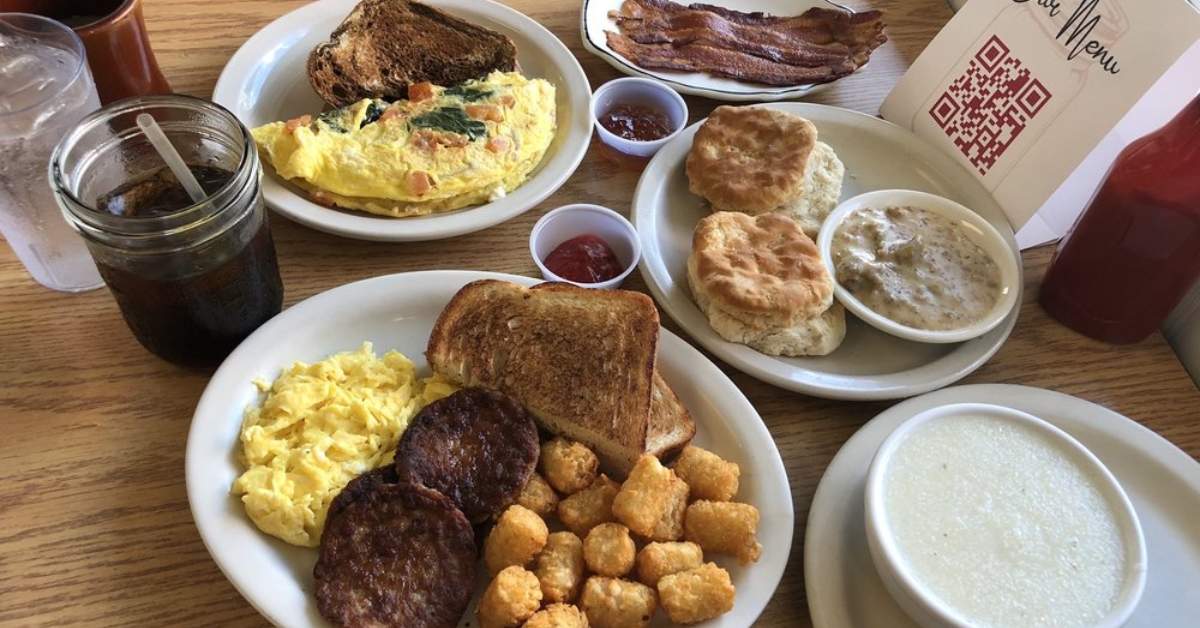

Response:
(51, 95), (283, 368)
(0, 13), (103, 292)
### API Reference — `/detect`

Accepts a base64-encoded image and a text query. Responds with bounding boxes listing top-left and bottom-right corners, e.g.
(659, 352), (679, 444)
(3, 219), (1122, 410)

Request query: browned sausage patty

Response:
(314, 482), (475, 628)
(325, 464), (398, 523)
(394, 388), (539, 522)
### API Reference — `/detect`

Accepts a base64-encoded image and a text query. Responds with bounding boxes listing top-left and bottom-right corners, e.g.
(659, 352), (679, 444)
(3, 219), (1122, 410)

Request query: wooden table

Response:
(1, 1), (1196, 626)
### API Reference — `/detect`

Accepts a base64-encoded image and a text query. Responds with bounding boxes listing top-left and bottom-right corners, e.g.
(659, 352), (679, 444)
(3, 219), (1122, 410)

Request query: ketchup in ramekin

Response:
(543, 234), (624, 284)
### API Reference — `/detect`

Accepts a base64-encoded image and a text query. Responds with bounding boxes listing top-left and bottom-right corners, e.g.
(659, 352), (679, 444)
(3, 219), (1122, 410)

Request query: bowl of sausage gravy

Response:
(817, 189), (1020, 343)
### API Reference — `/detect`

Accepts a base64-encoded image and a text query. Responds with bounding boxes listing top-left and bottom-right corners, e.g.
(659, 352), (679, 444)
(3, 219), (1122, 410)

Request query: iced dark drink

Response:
(51, 95), (284, 368)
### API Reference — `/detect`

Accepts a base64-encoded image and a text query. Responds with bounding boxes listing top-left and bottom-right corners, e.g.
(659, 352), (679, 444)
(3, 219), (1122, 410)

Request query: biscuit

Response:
(689, 212), (834, 327)
(777, 141), (845, 238)
(693, 278), (847, 356)
(686, 106), (817, 214)
(690, 254), (845, 356)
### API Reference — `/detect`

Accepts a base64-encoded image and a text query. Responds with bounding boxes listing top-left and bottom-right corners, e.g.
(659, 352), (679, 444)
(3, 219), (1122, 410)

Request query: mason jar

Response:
(50, 95), (283, 368)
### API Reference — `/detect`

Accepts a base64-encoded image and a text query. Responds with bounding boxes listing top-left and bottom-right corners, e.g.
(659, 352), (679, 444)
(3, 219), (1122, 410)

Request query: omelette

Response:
(231, 343), (457, 547)
(252, 71), (557, 217)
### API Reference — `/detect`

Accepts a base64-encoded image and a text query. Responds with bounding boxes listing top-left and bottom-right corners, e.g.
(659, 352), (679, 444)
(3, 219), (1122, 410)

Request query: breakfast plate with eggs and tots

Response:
(632, 102), (1023, 400)
(186, 270), (793, 628)
(213, 0), (593, 242)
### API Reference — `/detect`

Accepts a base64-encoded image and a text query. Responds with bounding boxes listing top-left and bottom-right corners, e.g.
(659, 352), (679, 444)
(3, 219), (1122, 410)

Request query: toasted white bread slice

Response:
(427, 280), (660, 473)
(647, 372), (696, 461)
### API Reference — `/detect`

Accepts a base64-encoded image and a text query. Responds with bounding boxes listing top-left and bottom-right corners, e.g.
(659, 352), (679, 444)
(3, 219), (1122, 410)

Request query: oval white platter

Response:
(631, 102), (1021, 400)
(805, 384), (1200, 628)
(214, 0), (592, 242)
(581, 0), (864, 102)
(186, 270), (793, 627)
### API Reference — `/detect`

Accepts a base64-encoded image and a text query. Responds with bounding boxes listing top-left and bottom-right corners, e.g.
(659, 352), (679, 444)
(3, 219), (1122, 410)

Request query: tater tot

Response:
(558, 474), (620, 537)
(657, 562), (735, 624)
(672, 445), (740, 502)
(522, 603), (589, 628)
(517, 472), (559, 518)
(535, 531), (586, 604)
(477, 566), (543, 628)
(579, 577), (657, 628)
(636, 541), (704, 587)
(583, 523), (636, 577)
(541, 438), (599, 494)
(612, 454), (689, 541)
(683, 501), (761, 564)
(484, 504), (549, 575)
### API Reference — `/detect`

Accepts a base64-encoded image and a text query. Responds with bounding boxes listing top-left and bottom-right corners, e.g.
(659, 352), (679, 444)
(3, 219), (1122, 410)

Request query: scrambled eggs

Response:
(231, 343), (457, 547)
(252, 71), (557, 217)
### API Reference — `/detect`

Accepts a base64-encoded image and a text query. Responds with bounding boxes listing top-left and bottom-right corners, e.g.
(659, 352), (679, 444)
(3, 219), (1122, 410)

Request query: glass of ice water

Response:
(0, 13), (102, 292)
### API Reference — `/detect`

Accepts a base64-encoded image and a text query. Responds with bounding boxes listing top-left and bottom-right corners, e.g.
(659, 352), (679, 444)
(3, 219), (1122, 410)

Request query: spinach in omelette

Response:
(251, 71), (557, 218)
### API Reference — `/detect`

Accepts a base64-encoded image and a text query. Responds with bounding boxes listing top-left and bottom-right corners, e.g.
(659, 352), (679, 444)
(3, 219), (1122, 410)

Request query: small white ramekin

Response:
(529, 204), (641, 290)
(864, 402), (1147, 628)
(817, 189), (1020, 344)
(590, 77), (688, 158)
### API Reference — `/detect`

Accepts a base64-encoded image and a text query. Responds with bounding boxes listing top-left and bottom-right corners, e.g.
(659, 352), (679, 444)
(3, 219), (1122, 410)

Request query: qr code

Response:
(929, 35), (1051, 175)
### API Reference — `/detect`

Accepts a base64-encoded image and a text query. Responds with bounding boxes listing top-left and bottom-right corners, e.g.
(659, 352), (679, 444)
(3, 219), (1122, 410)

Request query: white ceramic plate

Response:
(805, 384), (1200, 628)
(581, 0), (861, 102)
(186, 270), (793, 628)
(631, 102), (1021, 400)
(213, 0), (592, 242)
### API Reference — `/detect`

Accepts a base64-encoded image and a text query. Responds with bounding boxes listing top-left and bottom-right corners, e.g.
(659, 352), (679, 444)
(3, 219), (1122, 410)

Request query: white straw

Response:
(136, 113), (206, 204)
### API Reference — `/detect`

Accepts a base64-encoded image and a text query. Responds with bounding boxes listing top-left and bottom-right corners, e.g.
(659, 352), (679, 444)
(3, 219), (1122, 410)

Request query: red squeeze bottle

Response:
(1040, 93), (1200, 344)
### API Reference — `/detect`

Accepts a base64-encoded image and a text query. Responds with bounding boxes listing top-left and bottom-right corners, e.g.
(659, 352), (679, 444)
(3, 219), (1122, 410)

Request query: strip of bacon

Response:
(616, 17), (856, 67)
(606, 0), (886, 85)
(615, 1), (876, 46)
(607, 32), (855, 86)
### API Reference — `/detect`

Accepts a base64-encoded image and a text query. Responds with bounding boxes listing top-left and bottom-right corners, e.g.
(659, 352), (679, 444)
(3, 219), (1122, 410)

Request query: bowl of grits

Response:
(816, 189), (1020, 344)
(864, 402), (1147, 628)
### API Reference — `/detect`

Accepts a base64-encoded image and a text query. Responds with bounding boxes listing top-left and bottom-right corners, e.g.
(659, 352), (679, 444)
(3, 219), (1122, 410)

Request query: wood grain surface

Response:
(1, 1), (1196, 626)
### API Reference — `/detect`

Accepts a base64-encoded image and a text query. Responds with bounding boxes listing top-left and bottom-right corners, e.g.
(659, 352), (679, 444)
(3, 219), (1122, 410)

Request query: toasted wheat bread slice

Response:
(427, 280), (660, 473)
(308, 0), (517, 108)
(647, 372), (696, 461)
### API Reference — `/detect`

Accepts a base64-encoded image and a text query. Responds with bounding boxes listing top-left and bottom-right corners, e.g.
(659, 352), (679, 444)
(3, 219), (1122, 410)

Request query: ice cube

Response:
(0, 37), (75, 113)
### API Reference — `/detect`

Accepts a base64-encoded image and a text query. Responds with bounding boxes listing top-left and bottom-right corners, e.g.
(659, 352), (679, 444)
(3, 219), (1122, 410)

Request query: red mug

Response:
(0, 0), (170, 104)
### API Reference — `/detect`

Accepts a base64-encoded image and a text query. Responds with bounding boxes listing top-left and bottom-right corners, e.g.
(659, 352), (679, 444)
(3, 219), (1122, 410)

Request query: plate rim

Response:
(803, 383), (1200, 628)
(213, 0), (593, 242)
(185, 269), (794, 628)
(631, 101), (1022, 400)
